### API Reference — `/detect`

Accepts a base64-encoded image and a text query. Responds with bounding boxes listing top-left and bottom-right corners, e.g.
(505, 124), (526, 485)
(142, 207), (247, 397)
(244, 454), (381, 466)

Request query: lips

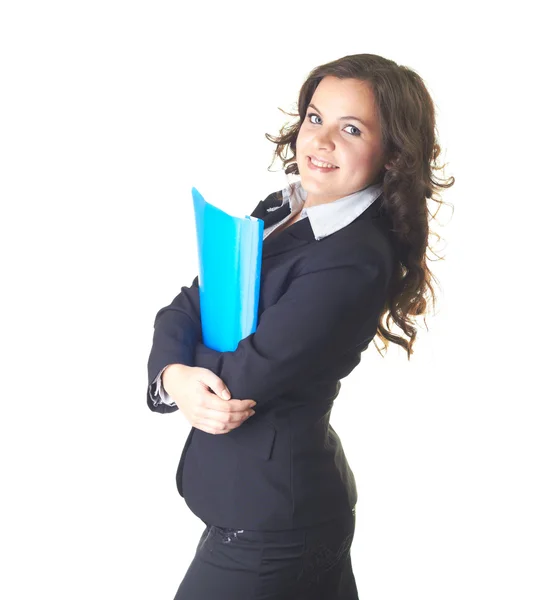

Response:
(307, 156), (339, 173)
(308, 155), (338, 168)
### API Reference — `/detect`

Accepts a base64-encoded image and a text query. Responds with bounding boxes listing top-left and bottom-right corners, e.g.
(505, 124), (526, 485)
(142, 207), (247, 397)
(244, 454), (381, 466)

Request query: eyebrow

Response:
(307, 103), (369, 128)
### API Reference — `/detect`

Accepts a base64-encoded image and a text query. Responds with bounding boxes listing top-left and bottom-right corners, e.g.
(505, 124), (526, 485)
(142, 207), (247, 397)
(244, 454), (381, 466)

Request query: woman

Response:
(147, 53), (454, 599)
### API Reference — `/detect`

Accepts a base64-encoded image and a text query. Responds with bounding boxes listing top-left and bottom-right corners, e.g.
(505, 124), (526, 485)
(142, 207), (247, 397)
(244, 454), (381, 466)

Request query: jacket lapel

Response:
(251, 191), (315, 259)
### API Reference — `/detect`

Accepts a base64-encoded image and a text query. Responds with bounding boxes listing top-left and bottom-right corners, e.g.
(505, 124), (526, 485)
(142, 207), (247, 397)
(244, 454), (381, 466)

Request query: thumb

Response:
(196, 368), (231, 400)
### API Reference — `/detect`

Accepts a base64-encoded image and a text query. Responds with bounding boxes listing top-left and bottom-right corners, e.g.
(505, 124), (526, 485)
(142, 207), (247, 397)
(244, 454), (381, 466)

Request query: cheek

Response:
(348, 147), (376, 169)
(295, 133), (309, 159)
(296, 127), (312, 146)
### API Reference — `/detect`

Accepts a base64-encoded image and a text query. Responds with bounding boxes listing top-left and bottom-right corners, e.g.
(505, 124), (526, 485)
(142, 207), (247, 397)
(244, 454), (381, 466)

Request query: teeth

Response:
(310, 157), (337, 169)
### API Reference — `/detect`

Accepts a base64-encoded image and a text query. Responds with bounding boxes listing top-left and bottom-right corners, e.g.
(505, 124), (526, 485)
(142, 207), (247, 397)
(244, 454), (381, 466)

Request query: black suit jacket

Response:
(147, 189), (395, 530)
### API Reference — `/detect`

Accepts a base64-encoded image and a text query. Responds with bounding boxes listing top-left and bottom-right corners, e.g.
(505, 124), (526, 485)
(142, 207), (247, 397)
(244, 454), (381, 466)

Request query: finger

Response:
(202, 406), (255, 425)
(195, 415), (251, 435)
(201, 391), (257, 413)
(193, 420), (227, 435)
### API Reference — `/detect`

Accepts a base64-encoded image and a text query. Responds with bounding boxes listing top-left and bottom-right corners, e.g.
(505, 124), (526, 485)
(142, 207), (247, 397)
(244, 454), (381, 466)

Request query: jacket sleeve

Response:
(193, 251), (388, 410)
(146, 276), (202, 414)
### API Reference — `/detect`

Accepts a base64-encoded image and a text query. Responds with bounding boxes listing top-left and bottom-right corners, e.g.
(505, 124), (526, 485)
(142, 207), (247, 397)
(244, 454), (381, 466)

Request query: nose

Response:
(314, 131), (335, 151)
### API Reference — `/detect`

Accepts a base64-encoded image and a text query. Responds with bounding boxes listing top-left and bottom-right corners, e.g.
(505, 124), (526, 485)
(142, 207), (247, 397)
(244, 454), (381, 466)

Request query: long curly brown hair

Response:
(265, 53), (455, 360)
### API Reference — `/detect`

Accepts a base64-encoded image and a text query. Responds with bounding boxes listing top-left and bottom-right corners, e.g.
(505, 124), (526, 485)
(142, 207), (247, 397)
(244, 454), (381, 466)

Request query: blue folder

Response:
(191, 187), (264, 352)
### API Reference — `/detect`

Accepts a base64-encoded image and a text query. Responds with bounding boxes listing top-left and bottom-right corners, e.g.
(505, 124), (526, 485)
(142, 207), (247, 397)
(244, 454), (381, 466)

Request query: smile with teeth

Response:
(309, 156), (338, 169)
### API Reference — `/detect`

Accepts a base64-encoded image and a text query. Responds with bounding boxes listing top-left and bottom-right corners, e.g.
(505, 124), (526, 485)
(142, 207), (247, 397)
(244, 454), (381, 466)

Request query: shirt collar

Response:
(274, 179), (383, 241)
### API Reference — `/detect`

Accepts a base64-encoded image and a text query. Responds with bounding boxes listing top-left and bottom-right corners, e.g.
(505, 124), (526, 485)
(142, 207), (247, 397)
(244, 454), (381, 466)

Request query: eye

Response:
(306, 112), (361, 137)
(344, 125), (361, 136)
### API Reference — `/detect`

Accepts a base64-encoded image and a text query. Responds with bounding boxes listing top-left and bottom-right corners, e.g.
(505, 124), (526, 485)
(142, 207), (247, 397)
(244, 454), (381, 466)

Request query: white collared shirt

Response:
(263, 179), (383, 241)
(150, 179), (383, 408)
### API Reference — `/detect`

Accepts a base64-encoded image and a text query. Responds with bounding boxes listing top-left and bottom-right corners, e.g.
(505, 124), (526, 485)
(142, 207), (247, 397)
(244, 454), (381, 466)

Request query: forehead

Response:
(310, 76), (377, 126)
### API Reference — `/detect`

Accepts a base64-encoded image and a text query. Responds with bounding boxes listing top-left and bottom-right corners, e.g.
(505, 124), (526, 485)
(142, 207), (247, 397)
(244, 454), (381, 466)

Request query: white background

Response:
(1, 1), (531, 599)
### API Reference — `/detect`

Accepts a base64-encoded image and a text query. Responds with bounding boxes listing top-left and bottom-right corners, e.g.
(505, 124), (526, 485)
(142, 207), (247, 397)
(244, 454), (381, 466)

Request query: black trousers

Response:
(173, 507), (358, 600)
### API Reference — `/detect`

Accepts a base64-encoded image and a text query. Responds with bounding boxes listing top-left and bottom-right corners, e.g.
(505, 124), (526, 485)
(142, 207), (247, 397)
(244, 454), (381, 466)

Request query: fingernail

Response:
(222, 390), (231, 400)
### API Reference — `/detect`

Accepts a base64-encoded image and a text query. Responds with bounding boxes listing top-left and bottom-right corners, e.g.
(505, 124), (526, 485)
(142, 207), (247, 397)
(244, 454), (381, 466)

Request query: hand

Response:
(161, 364), (257, 435)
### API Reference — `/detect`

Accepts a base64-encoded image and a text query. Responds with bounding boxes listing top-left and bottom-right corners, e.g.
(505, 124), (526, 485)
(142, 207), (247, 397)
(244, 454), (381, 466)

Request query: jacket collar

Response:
(251, 182), (385, 259)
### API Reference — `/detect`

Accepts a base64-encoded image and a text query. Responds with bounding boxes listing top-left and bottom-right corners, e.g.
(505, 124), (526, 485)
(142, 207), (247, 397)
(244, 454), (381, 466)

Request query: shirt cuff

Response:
(149, 367), (177, 408)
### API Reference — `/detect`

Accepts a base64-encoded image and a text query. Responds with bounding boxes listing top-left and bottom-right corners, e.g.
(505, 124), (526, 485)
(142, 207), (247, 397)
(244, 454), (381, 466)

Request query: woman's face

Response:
(295, 75), (390, 207)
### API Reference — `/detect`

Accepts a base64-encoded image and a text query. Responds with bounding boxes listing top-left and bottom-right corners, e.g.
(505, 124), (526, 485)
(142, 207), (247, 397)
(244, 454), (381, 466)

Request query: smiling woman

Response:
(148, 52), (455, 600)
(295, 77), (390, 207)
